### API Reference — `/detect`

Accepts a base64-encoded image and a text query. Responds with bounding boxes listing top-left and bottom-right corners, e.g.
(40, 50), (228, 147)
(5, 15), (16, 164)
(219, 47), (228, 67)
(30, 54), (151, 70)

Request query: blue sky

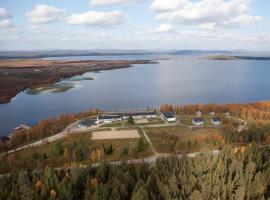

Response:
(0, 0), (270, 50)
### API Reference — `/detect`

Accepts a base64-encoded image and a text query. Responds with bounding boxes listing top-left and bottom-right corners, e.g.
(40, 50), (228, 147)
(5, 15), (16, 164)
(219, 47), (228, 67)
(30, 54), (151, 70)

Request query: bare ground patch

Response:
(135, 118), (149, 124)
(91, 130), (140, 140)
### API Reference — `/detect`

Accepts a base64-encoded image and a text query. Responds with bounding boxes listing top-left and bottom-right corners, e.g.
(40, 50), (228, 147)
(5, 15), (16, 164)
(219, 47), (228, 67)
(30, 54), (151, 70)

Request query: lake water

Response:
(1, 54), (270, 135)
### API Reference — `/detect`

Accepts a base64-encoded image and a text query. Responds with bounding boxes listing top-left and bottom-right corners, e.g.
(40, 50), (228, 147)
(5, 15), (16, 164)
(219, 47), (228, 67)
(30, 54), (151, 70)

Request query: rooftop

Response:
(162, 112), (175, 119)
(79, 119), (95, 127)
(98, 115), (122, 120)
(212, 117), (221, 122)
(193, 118), (203, 122)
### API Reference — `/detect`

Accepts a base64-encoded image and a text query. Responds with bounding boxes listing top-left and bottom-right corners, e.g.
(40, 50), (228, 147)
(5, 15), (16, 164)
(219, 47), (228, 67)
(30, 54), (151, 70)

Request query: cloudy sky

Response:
(0, 0), (270, 50)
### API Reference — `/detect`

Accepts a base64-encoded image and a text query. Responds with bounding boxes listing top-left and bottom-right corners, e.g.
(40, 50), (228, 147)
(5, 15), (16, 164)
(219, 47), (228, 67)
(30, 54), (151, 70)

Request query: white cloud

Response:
(90, 0), (141, 6)
(149, 0), (263, 29)
(25, 4), (66, 24)
(0, 8), (11, 19)
(66, 11), (124, 27)
(0, 19), (13, 28)
(154, 24), (174, 33)
(0, 8), (14, 28)
(149, 0), (188, 12)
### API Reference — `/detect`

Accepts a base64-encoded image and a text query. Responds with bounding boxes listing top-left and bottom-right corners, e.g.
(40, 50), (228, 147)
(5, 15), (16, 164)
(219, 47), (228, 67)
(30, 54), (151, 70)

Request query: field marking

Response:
(91, 130), (140, 140)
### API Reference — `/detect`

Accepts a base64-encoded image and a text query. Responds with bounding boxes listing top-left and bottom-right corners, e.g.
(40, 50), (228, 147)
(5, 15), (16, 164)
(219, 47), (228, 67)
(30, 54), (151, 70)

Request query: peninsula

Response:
(0, 59), (155, 103)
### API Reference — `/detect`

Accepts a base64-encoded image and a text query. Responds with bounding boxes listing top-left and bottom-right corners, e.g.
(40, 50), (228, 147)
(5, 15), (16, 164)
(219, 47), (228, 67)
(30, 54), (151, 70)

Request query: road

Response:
(2, 115), (247, 156)
(2, 120), (101, 156)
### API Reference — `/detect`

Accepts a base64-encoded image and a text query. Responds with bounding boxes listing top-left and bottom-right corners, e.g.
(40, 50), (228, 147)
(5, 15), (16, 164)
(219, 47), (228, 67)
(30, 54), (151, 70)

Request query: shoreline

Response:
(0, 59), (156, 103)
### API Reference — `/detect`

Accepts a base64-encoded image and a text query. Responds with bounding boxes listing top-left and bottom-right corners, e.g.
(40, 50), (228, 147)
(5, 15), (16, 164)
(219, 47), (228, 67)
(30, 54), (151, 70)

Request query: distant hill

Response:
(204, 54), (270, 60)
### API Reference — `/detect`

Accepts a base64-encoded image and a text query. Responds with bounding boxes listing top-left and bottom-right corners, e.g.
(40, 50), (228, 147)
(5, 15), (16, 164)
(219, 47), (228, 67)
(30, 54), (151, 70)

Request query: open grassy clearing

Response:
(0, 129), (152, 173)
(145, 126), (224, 153)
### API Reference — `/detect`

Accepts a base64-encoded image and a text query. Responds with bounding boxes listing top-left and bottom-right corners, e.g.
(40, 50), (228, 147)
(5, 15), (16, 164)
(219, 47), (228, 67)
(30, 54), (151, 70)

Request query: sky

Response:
(0, 0), (270, 50)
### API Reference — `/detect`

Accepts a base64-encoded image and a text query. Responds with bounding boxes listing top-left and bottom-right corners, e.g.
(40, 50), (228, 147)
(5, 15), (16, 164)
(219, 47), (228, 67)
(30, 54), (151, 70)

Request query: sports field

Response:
(91, 130), (140, 140)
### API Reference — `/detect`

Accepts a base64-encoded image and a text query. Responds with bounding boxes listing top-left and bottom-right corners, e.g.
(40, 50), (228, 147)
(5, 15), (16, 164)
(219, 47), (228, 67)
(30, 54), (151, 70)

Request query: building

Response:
(96, 111), (157, 124)
(161, 112), (177, 122)
(196, 111), (202, 117)
(211, 117), (222, 125)
(123, 111), (156, 119)
(209, 111), (216, 117)
(77, 119), (95, 129)
(192, 118), (204, 126)
(224, 112), (230, 118)
(96, 114), (123, 124)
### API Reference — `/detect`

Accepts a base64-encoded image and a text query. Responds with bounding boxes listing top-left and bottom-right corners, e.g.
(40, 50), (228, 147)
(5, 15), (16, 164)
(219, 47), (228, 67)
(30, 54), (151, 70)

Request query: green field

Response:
(145, 126), (224, 153)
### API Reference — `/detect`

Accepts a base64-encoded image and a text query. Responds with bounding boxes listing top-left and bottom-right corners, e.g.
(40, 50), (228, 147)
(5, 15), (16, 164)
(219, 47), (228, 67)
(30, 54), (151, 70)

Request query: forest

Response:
(160, 101), (270, 121)
(0, 109), (100, 152)
(0, 145), (269, 200)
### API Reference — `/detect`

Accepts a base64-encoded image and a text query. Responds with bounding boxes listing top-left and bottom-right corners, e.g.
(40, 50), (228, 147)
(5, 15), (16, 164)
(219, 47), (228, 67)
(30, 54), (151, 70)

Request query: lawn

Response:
(145, 126), (224, 153)
(0, 129), (152, 174)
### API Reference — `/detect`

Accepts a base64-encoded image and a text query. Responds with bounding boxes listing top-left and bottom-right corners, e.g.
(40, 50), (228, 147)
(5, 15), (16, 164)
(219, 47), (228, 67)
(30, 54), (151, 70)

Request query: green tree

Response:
(128, 116), (134, 125)
(131, 184), (149, 200)
(136, 138), (145, 152)
(17, 171), (35, 200)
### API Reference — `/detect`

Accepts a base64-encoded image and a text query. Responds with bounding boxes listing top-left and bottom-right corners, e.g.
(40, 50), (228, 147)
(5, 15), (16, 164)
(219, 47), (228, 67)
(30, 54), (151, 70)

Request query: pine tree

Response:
(17, 171), (35, 200)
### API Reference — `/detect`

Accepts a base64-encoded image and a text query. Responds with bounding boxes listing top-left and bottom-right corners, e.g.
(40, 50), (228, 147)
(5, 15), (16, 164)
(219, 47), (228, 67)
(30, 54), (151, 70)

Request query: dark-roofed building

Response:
(211, 117), (222, 125)
(192, 118), (204, 126)
(161, 112), (176, 122)
(96, 114), (123, 124)
(77, 119), (95, 129)
(123, 111), (156, 119)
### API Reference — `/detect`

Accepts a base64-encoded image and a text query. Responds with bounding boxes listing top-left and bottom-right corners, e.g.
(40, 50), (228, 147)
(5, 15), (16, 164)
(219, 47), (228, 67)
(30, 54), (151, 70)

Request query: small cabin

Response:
(209, 111), (216, 117)
(162, 112), (177, 122)
(211, 117), (221, 125)
(192, 118), (204, 126)
(224, 112), (230, 118)
(196, 111), (202, 117)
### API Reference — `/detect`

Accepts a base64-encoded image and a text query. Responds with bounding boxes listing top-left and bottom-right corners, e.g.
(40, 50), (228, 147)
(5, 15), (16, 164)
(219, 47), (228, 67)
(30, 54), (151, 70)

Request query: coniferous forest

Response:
(0, 145), (269, 200)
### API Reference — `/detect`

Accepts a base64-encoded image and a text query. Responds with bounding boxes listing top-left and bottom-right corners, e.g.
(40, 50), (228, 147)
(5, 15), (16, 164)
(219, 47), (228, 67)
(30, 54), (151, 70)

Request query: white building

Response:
(209, 111), (216, 117)
(161, 112), (177, 122)
(211, 117), (221, 125)
(224, 112), (230, 118)
(123, 111), (156, 120)
(196, 111), (202, 117)
(96, 114), (122, 124)
(192, 118), (204, 126)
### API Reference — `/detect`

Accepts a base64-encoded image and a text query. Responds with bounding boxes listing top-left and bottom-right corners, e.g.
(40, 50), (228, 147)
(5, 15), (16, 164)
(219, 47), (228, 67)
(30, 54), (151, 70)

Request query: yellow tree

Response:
(64, 147), (69, 161)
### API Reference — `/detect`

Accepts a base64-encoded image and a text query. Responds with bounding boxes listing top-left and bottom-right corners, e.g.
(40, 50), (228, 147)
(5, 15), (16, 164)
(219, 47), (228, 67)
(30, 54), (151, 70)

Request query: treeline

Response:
(0, 109), (100, 152)
(0, 145), (270, 199)
(160, 101), (270, 120)
(223, 123), (270, 144)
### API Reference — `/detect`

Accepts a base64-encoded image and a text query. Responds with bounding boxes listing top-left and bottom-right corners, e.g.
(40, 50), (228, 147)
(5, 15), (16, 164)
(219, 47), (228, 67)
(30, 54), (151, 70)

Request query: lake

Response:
(1, 54), (270, 135)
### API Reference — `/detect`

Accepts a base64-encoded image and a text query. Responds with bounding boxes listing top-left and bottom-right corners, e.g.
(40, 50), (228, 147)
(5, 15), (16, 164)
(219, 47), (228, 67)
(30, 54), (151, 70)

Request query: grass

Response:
(148, 118), (165, 124)
(0, 129), (152, 174)
(145, 126), (224, 153)
(100, 122), (123, 128)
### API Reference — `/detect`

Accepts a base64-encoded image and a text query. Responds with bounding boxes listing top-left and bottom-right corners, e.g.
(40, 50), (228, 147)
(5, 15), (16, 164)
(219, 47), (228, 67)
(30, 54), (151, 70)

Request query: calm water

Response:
(1, 55), (270, 135)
